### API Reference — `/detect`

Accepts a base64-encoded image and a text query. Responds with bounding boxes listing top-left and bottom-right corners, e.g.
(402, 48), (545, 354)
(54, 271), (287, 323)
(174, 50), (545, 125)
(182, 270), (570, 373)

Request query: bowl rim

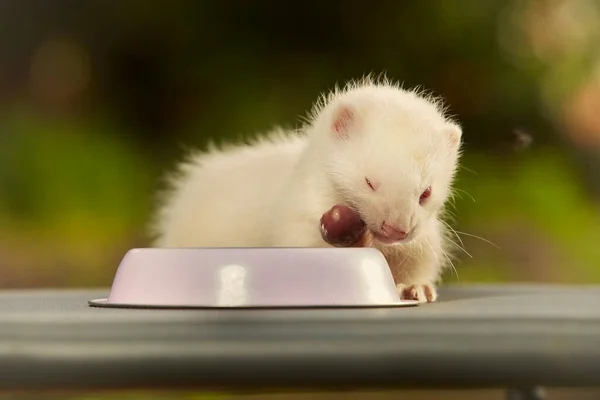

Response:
(87, 298), (420, 309)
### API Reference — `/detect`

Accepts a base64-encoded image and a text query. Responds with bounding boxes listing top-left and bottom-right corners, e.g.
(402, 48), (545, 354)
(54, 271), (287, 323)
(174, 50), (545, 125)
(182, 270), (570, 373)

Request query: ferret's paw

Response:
(396, 283), (438, 303)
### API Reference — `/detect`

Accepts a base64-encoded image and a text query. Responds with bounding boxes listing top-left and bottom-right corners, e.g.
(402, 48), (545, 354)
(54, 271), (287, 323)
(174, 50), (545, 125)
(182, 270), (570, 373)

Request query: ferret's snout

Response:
(380, 222), (408, 241)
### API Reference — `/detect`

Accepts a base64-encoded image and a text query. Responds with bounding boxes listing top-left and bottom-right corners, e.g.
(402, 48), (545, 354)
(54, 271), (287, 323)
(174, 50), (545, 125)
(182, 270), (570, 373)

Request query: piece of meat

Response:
(319, 205), (367, 247)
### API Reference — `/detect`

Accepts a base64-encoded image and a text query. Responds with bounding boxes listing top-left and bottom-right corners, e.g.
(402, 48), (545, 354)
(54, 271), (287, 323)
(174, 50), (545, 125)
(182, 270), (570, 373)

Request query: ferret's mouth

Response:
(371, 230), (414, 245)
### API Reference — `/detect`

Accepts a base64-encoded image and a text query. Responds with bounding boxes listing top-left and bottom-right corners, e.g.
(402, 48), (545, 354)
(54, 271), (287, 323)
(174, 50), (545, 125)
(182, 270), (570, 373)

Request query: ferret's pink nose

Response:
(381, 223), (408, 241)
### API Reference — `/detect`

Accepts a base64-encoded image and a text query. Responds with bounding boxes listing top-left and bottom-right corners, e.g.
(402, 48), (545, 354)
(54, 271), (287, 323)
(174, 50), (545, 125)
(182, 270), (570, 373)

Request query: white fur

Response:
(150, 76), (463, 303)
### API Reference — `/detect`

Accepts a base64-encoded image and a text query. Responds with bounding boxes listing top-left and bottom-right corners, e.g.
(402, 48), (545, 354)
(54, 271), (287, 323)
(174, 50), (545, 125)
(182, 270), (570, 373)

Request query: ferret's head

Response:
(313, 82), (462, 246)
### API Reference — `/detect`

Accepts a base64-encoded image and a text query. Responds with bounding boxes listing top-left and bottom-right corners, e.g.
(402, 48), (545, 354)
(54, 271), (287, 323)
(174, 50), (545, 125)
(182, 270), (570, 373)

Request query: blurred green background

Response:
(1, 0), (598, 288)
(1, 0), (600, 398)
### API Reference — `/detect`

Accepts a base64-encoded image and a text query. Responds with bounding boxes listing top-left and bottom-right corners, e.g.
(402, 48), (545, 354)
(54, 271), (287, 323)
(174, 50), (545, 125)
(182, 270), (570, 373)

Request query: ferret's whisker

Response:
(392, 254), (409, 282)
(442, 208), (458, 221)
(458, 165), (478, 176)
(424, 238), (439, 264)
(454, 230), (500, 249)
(447, 238), (473, 259)
(443, 234), (473, 259)
(453, 188), (476, 203)
(444, 199), (460, 215)
(390, 250), (409, 282)
(426, 237), (459, 283)
(441, 220), (472, 258)
(448, 190), (457, 203)
(442, 248), (460, 283)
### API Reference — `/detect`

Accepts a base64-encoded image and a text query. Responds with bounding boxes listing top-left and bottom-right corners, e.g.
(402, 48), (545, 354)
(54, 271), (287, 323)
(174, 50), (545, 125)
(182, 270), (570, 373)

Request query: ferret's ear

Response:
(445, 123), (462, 149)
(332, 105), (356, 140)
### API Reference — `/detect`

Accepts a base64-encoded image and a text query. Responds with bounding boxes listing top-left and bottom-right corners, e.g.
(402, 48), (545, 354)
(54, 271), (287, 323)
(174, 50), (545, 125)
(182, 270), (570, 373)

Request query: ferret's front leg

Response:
(382, 245), (442, 304)
(395, 282), (438, 303)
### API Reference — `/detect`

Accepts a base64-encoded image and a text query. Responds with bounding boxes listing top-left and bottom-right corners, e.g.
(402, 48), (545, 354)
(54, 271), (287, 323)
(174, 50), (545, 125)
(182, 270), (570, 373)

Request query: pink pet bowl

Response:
(88, 247), (418, 309)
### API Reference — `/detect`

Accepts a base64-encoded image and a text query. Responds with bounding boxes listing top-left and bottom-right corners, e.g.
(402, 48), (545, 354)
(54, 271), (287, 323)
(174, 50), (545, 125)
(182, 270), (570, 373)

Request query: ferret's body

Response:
(151, 77), (463, 303)
(152, 130), (307, 248)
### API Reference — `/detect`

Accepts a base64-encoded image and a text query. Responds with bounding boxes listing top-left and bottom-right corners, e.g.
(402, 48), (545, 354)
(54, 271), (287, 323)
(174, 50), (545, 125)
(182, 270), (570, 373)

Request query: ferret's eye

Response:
(365, 177), (375, 191)
(419, 187), (432, 204)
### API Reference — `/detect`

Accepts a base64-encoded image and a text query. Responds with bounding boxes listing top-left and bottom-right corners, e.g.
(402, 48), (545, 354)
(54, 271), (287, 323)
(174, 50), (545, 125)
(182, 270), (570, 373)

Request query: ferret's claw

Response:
(396, 283), (438, 303)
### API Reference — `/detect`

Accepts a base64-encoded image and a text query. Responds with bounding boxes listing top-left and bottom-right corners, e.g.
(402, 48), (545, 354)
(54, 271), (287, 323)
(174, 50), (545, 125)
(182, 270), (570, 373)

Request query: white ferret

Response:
(150, 76), (463, 303)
